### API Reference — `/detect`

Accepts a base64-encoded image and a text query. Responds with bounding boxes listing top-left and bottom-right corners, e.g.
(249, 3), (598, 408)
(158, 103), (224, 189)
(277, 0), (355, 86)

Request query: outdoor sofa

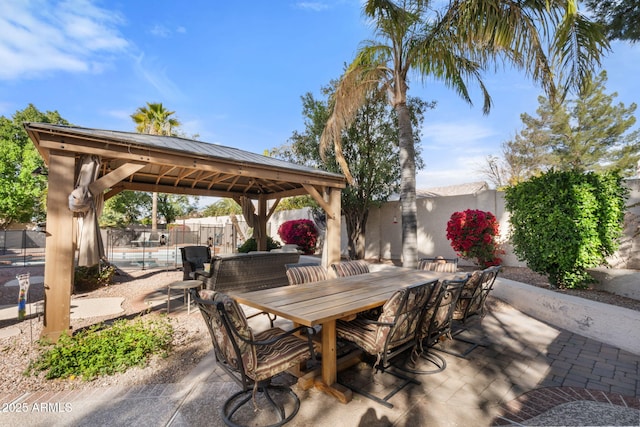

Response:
(197, 251), (300, 293)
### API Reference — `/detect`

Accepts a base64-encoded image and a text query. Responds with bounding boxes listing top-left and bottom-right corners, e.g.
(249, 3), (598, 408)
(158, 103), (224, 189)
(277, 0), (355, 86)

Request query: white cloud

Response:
(150, 24), (171, 38)
(0, 0), (128, 80)
(132, 53), (184, 101)
(295, 2), (330, 12)
(422, 121), (496, 149)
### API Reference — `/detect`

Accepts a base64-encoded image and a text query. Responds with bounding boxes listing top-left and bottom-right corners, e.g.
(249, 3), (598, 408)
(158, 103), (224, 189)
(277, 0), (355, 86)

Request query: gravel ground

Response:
(0, 264), (638, 395)
(0, 266), (210, 395)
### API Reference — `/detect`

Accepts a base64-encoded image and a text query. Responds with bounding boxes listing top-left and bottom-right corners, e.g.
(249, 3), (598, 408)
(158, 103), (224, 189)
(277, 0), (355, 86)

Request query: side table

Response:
(167, 280), (202, 314)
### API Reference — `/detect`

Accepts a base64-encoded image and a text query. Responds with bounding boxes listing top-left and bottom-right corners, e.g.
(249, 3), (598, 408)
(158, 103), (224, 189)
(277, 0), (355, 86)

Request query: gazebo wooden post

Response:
(324, 187), (341, 275)
(42, 150), (76, 340)
(256, 196), (268, 251)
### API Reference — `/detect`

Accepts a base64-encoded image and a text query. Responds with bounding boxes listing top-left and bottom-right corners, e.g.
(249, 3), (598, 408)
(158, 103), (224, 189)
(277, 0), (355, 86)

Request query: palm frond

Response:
(320, 47), (391, 184)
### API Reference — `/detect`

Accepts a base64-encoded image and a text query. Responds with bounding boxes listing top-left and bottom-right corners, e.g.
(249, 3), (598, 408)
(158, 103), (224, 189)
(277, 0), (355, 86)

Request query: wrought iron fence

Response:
(0, 222), (242, 270)
(0, 230), (46, 267)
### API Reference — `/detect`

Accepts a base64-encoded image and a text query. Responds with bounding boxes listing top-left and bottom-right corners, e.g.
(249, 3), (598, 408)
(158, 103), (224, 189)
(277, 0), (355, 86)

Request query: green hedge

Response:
(505, 169), (627, 288)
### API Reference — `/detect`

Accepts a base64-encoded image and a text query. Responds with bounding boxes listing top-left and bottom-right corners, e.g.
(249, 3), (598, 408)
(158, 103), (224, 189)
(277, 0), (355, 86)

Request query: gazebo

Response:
(24, 123), (346, 340)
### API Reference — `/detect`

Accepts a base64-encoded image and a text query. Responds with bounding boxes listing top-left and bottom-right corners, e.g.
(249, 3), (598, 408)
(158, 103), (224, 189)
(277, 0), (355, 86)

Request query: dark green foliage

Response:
(74, 265), (116, 292)
(0, 104), (69, 228)
(26, 317), (173, 381)
(271, 83), (430, 259)
(585, 0), (640, 42)
(505, 169), (628, 288)
(237, 236), (281, 253)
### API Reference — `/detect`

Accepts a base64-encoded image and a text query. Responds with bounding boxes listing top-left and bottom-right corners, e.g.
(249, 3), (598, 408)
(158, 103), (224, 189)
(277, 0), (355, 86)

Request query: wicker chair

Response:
(330, 260), (370, 277)
(285, 263), (328, 285)
(407, 275), (467, 373)
(417, 256), (458, 273)
(335, 279), (439, 407)
(179, 246), (211, 280)
(191, 289), (316, 427)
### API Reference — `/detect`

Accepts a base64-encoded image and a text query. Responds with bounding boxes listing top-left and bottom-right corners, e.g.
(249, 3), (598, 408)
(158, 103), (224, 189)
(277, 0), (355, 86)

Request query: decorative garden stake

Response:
(17, 273), (30, 321)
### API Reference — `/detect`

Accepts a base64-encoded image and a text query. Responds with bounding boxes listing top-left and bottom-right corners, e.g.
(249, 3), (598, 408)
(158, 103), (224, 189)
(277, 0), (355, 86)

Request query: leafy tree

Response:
(0, 104), (69, 228)
(273, 84), (428, 259)
(100, 191), (152, 227)
(485, 71), (639, 185)
(505, 169), (627, 288)
(201, 198), (242, 217)
(320, 0), (609, 267)
(156, 193), (198, 224)
(274, 195), (317, 212)
(585, 0), (640, 42)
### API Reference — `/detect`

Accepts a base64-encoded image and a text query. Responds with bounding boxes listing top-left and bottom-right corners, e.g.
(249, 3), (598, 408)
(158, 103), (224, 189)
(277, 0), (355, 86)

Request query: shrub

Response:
(446, 209), (503, 267)
(74, 264), (116, 292)
(277, 219), (319, 255)
(237, 236), (281, 253)
(505, 169), (627, 288)
(26, 316), (173, 380)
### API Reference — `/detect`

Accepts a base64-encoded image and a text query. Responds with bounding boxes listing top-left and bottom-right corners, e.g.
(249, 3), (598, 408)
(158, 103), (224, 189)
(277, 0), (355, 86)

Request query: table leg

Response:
(314, 319), (352, 403)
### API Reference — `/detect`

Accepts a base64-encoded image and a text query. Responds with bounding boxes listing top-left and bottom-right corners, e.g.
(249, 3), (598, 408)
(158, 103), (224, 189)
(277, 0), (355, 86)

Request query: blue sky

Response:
(1, 0), (639, 191)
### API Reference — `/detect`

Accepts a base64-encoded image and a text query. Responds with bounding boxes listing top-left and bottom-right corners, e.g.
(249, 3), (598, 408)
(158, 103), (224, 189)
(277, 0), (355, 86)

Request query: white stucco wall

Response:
(186, 178), (639, 268)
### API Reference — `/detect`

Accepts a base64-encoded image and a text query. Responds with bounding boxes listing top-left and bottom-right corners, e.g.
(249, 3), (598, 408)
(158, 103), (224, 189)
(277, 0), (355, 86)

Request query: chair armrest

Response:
(246, 310), (277, 328)
(194, 269), (213, 280)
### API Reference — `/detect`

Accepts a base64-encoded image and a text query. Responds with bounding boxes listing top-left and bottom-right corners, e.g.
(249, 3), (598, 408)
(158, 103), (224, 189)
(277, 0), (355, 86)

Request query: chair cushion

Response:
(331, 260), (370, 277)
(214, 294), (257, 374)
(417, 258), (458, 272)
(286, 264), (327, 285)
(251, 327), (316, 382)
(453, 270), (482, 320)
(336, 288), (405, 354)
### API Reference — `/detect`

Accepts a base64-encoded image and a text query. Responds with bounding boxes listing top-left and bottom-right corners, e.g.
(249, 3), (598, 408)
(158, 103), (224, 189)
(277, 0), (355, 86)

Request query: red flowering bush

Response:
(277, 219), (319, 255)
(446, 209), (503, 267)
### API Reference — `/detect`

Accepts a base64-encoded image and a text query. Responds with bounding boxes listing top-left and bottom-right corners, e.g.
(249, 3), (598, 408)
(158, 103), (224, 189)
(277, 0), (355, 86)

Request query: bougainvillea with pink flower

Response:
(277, 219), (319, 255)
(446, 209), (503, 267)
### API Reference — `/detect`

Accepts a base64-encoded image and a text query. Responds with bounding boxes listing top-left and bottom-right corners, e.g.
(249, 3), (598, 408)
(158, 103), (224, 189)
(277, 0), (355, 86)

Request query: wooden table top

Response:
(230, 268), (449, 326)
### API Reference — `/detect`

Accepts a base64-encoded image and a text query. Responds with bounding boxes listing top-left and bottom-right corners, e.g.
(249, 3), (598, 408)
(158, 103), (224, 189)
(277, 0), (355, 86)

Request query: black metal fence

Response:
(0, 230), (46, 267)
(0, 222), (243, 270)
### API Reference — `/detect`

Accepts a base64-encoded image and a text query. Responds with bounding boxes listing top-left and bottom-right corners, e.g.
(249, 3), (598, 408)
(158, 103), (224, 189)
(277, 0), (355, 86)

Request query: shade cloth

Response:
(68, 155), (104, 267)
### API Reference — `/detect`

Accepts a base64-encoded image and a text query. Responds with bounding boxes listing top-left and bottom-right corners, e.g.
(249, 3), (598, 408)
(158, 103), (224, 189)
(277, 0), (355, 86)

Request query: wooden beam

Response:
(257, 196), (268, 251)
(266, 198), (280, 221)
(42, 151), (76, 341)
(303, 184), (336, 220)
(89, 162), (146, 194)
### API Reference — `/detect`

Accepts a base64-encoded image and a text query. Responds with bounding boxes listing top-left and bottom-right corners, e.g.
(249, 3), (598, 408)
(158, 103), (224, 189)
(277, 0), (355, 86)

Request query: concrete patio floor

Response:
(1, 278), (639, 426)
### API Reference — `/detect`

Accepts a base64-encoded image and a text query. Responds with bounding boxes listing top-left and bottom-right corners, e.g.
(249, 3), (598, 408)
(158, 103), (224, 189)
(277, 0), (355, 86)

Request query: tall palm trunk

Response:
(396, 102), (418, 268)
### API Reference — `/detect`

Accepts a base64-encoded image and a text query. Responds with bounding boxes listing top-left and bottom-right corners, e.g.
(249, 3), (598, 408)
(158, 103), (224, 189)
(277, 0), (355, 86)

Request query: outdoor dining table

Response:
(229, 267), (452, 403)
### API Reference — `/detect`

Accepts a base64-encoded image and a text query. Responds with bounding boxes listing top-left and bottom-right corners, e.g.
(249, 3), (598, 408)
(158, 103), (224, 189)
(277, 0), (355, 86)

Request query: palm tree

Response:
(131, 102), (181, 230)
(320, 0), (609, 267)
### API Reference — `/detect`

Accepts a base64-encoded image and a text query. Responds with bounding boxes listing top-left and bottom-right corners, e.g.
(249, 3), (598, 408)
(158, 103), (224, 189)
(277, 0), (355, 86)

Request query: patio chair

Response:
(453, 265), (502, 324)
(330, 260), (370, 277)
(285, 263), (327, 285)
(191, 289), (317, 427)
(406, 275), (467, 374)
(417, 256), (458, 273)
(445, 265), (502, 357)
(179, 246), (211, 280)
(335, 279), (439, 408)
